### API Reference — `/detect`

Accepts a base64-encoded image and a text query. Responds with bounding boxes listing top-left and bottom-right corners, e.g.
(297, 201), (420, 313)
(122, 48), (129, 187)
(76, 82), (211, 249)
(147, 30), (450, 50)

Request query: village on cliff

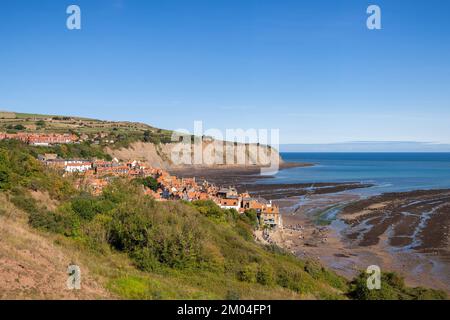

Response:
(1, 131), (281, 229)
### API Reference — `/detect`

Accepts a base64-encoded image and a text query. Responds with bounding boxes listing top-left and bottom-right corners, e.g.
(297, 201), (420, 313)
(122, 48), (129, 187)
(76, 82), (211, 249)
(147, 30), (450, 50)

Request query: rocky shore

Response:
(268, 189), (450, 294)
(340, 189), (450, 263)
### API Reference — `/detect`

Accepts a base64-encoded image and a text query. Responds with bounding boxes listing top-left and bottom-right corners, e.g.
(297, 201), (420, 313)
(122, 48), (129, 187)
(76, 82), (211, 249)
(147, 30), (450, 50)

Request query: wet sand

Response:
(171, 164), (372, 198)
(170, 162), (312, 186)
(237, 182), (373, 199)
(268, 189), (450, 293)
(340, 189), (450, 275)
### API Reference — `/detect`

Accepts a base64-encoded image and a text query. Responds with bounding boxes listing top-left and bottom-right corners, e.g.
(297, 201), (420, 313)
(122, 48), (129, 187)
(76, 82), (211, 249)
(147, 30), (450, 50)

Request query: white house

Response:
(64, 163), (92, 173)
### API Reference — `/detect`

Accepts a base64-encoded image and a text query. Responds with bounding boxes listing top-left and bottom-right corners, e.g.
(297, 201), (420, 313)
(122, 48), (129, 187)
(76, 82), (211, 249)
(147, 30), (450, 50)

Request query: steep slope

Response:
(105, 140), (282, 170)
(0, 195), (110, 300)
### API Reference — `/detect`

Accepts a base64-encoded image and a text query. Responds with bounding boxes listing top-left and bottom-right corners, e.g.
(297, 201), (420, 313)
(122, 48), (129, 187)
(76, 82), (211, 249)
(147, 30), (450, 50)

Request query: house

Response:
(89, 178), (108, 196)
(37, 153), (58, 161)
(1, 132), (78, 145)
(65, 162), (92, 173)
(259, 201), (282, 229)
(218, 196), (241, 210)
(27, 133), (79, 145)
(217, 187), (238, 199)
(260, 210), (282, 229)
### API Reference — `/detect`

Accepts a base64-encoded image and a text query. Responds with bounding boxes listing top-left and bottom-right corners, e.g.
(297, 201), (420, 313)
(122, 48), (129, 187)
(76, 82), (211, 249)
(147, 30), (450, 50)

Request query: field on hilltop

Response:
(0, 111), (281, 169)
(0, 111), (175, 148)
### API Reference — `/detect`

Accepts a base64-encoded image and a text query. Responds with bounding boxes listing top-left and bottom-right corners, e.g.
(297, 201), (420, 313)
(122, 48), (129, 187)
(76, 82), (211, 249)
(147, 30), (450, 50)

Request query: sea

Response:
(268, 153), (450, 196)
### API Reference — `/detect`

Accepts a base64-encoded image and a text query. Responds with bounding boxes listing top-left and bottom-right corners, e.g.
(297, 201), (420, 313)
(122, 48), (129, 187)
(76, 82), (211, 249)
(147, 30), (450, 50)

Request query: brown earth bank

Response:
(0, 196), (111, 300)
(0, 219), (112, 300)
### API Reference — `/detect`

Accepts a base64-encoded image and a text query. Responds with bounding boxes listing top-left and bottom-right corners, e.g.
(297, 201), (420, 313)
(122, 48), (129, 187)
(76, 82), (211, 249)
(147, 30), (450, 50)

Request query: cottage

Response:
(219, 197), (241, 210)
(65, 162), (92, 173)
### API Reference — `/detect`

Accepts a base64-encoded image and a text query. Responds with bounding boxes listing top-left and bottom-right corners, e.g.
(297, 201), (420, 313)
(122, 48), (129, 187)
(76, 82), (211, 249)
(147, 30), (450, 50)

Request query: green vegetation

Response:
(36, 120), (46, 128)
(348, 271), (447, 300)
(0, 111), (176, 149)
(143, 129), (174, 145)
(31, 142), (112, 160)
(6, 124), (25, 131)
(134, 176), (159, 192)
(0, 138), (447, 300)
(0, 140), (75, 199)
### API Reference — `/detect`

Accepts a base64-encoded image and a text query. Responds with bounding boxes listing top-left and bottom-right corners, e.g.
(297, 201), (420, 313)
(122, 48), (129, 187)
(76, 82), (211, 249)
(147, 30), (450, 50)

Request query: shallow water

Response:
(267, 153), (450, 196)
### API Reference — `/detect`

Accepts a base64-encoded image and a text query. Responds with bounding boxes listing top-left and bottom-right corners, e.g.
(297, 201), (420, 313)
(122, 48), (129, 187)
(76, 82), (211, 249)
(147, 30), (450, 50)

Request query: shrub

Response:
(225, 290), (241, 300)
(347, 271), (447, 300)
(242, 209), (258, 228)
(71, 196), (98, 220)
(14, 124), (25, 130)
(0, 150), (11, 190)
(70, 195), (114, 221)
(237, 263), (258, 283)
(81, 214), (112, 251)
(257, 265), (275, 285)
(36, 120), (46, 128)
(108, 193), (206, 270)
(192, 200), (225, 219)
(29, 208), (80, 236)
(10, 192), (39, 213)
(135, 176), (159, 192)
(407, 287), (447, 300)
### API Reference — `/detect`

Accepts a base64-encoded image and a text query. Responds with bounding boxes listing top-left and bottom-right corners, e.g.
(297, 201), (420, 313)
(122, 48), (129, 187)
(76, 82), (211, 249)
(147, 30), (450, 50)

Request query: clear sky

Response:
(0, 0), (449, 146)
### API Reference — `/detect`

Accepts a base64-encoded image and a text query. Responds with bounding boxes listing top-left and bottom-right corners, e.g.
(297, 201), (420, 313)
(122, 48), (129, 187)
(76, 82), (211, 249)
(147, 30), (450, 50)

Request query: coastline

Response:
(269, 189), (450, 294)
(170, 161), (313, 185)
(171, 161), (450, 293)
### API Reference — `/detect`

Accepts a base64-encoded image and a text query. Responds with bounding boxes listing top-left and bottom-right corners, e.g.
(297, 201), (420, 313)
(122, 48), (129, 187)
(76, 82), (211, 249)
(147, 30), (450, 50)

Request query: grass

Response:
(0, 111), (175, 148)
(52, 232), (309, 300)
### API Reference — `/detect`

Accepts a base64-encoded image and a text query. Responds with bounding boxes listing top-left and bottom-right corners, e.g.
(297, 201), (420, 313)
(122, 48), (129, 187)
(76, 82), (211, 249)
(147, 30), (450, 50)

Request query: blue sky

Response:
(0, 0), (449, 146)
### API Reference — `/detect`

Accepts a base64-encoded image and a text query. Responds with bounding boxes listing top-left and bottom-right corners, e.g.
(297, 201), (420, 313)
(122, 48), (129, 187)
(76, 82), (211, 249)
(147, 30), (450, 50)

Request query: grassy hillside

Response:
(0, 136), (447, 300)
(0, 111), (282, 169)
(0, 111), (175, 149)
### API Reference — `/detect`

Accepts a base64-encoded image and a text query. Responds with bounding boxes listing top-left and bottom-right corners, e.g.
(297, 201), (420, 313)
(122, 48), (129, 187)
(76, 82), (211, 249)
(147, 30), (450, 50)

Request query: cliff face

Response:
(105, 141), (283, 170)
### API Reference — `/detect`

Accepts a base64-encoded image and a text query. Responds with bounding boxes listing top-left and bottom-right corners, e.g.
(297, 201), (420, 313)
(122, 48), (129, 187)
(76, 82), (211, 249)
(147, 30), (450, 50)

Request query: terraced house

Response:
(0, 132), (78, 145)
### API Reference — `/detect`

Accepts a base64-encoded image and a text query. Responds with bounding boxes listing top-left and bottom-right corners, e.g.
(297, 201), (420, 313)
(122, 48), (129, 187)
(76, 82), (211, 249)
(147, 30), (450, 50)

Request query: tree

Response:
(14, 124), (26, 130)
(139, 176), (159, 192)
(143, 130), (152, 143)
(0, 150), (11, 190)
(36, 120), (46, 128)
(0, 165), (11, 190)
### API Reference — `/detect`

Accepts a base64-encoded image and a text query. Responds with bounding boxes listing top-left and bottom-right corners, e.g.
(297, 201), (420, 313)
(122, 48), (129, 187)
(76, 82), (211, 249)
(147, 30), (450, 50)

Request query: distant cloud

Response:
(280, 141), (450, 152)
